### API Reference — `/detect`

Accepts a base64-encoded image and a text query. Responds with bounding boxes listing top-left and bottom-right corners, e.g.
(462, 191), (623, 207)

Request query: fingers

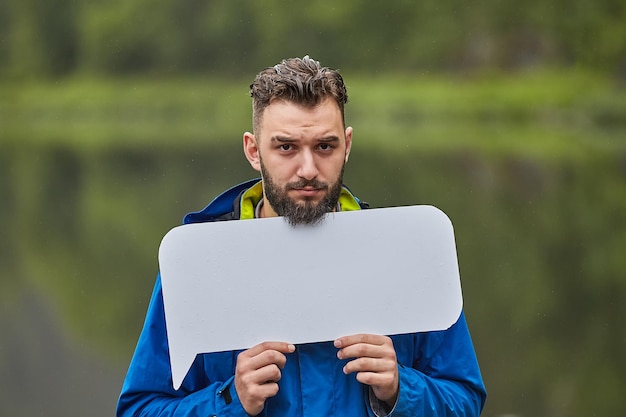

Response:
(334, 333), (383, 348)
(334, 334), (393, 361)
(238, 342), (294, 373)
(234, 341), (295, 415)
(336, 342), (397, 377)
(246, 341), (296, 356)
(341, 356), (395, 374)
(334, 334), (399, 404)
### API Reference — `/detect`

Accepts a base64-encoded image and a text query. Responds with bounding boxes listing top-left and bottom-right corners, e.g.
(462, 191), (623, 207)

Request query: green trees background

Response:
(1, 1), (625, 416)
(2, 0), (626, 78)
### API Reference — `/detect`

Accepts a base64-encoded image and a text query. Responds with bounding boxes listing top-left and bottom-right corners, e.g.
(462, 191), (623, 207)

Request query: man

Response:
(117, 56), (486, 416)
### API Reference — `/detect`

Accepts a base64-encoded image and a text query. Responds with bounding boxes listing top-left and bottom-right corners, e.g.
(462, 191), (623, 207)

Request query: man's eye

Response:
(280, 144), (291, 151)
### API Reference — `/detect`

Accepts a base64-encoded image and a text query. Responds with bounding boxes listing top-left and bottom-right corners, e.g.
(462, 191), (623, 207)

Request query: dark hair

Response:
(249, 56), (348, 134)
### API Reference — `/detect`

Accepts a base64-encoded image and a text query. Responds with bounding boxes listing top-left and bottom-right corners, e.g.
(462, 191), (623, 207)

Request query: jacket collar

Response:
(183, 178), (262, 224)
(183, 178), (365, 224)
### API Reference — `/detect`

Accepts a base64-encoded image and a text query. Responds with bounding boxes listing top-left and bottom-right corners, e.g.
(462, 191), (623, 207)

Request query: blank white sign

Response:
(159, 205), (463, 390)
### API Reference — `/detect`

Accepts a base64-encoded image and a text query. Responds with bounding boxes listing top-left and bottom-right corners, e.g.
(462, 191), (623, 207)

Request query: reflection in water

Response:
(2, 140), (625, 416)
(0, 286), (123, 416)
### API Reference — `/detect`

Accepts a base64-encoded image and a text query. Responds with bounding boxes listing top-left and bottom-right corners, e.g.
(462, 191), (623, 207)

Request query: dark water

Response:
(0, 289), (122, 416)
(1, 141), (625, 416)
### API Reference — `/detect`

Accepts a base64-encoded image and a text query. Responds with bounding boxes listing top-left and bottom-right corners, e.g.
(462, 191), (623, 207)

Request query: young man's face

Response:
(243, 98), (353, 225)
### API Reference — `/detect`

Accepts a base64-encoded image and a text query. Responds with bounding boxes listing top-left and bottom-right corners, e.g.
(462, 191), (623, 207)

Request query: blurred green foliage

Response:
(1, 0), (626, 78)
(3, 70), (625, 150)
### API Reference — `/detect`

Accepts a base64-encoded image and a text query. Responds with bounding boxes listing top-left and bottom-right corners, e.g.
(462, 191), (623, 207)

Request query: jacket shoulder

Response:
(182, 179), (260, 224)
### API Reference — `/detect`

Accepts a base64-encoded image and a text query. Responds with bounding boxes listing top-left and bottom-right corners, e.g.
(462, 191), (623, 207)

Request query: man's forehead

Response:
(256, 98), (345, 138)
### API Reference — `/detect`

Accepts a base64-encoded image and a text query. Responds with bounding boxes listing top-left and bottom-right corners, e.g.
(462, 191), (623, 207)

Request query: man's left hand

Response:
(334, 334), (399, 406)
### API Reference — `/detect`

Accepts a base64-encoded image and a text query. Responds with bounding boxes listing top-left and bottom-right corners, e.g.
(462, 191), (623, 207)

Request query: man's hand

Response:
(334, 334), (399, 406)
(234, 341), (295, 416)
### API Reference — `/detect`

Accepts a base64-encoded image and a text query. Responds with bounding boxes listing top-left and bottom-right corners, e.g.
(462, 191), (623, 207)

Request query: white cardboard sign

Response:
(159, 205), (463, 390)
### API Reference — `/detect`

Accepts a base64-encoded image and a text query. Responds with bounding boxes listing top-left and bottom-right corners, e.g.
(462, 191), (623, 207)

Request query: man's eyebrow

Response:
(270, 135), (340, 142)
(271, 136), (297, 143)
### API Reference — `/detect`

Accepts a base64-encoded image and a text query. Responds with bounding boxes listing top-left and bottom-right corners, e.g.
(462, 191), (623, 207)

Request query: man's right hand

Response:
(234, 341), (295, 416)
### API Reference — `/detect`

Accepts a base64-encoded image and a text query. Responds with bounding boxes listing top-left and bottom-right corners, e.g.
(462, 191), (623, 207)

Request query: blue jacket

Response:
(117, 180), (486, 416)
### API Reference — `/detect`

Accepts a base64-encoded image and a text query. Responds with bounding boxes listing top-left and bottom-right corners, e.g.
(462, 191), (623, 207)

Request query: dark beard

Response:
(261, 161), (344, 226)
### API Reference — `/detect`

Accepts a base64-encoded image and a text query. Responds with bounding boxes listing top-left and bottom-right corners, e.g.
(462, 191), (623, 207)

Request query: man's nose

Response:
(296, 150), (319, 180)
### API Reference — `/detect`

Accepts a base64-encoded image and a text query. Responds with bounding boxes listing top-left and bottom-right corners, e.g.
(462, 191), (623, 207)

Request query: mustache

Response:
(285, 179), (329, 190)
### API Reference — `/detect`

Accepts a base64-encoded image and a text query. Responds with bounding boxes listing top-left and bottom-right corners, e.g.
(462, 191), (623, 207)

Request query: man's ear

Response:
(344, 126), (353, 163)
(243, 132), (261, 172)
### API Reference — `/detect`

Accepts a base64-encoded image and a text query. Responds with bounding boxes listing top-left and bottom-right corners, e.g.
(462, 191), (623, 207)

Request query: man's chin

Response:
(280, 199), (330, 226)
(284, 211), (327, 226)
(295, 197), (322, 205)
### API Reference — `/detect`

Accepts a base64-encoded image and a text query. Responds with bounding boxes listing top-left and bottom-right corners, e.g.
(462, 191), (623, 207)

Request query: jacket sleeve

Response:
(373, 312), (486, 417)
(116, 274), (249, 417)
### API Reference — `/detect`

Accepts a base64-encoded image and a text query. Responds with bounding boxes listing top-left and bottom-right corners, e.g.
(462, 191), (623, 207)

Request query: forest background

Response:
(1, 1), (625, 416)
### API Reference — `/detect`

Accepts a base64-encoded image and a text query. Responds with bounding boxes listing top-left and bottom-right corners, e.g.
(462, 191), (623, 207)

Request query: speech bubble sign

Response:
(159, 205), (463, 390)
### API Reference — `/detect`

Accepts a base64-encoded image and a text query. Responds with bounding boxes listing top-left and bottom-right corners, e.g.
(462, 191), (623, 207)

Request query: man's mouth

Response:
(292, 187), (323, 197)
